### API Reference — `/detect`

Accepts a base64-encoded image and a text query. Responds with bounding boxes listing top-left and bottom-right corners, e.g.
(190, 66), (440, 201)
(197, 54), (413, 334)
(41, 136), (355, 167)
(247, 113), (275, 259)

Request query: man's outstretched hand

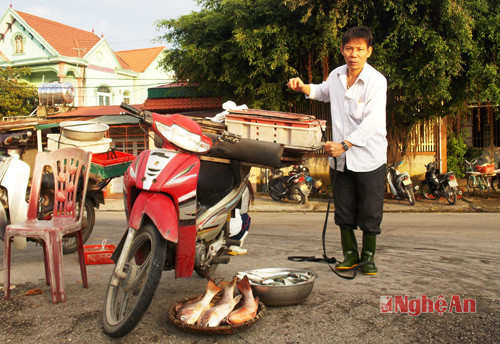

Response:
(287, 77), (310, 95)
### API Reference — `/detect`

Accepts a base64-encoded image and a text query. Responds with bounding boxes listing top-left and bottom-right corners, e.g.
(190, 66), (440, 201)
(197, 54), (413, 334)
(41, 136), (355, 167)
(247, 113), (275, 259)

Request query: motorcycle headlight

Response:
(155, 122), (211, 153)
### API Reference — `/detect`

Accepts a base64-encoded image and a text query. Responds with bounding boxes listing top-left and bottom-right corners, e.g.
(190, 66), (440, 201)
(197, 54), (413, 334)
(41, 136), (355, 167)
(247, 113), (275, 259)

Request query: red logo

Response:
(380, 296), (392, 313)
(380, 295), (476, 316)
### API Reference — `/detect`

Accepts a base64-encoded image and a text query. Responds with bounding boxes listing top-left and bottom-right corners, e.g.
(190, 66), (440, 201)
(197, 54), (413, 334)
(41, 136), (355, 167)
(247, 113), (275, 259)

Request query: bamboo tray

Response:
(169, 294), (266, 335)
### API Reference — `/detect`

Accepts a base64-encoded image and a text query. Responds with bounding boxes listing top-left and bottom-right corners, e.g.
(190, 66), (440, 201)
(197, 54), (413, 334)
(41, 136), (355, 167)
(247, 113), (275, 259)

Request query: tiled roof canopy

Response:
(15, 10), (164, 73)
(143, 97), (223, 113)
(16, 10), (100, 57)
(115, 47), (164, 73)
(48, 104), (143, 118)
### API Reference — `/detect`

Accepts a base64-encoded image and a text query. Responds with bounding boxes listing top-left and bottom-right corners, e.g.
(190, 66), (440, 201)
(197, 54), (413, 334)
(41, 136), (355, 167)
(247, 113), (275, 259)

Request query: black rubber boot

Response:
(361, 233), (378, 275)
(335, 229), (360, 270)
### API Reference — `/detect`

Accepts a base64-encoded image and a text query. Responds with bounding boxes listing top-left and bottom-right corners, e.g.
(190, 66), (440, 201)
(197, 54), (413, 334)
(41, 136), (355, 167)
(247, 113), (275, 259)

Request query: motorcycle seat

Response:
(205, 133), (284, 169)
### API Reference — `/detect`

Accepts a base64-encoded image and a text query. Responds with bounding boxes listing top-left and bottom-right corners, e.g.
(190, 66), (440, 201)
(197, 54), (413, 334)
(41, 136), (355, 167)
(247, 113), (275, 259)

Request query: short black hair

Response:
(342, 26), (373, 47)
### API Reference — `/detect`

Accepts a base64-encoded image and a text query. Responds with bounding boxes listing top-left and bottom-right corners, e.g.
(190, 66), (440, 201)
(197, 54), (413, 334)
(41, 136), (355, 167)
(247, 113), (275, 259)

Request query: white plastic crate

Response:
(225, 115), (326, 150)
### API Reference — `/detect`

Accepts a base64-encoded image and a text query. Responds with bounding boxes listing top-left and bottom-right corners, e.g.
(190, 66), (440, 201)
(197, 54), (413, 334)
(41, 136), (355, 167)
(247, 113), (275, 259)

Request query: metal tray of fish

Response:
(237, 268), (317, 306)
(169, 295), (266, 335)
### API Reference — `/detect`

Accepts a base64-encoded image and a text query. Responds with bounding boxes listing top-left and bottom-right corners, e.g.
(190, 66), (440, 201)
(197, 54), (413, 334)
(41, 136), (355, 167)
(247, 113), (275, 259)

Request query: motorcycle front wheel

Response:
(420, 182), (433, 200)
(300, 193), (308, 205)
(103, 223), (166, 337)
(444, 185), (457, 205)
(467, 175), (475, 197)
(290, 186), (307, 204)
(405, 185), (416, 206)
(62, 199), (95, 254)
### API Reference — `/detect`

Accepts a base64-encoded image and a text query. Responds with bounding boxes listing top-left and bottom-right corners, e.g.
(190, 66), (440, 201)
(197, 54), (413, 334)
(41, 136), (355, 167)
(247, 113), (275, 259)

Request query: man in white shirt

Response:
(287, 26), (387, 275)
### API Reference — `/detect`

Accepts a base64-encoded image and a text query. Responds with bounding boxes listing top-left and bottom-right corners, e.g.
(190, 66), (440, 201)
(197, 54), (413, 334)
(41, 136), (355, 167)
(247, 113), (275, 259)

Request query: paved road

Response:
(1, 212), (499, 343)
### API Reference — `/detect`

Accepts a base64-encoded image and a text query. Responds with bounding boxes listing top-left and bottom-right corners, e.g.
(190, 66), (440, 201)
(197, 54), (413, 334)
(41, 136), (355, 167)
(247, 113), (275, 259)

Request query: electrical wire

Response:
(0, 83), (173, 89)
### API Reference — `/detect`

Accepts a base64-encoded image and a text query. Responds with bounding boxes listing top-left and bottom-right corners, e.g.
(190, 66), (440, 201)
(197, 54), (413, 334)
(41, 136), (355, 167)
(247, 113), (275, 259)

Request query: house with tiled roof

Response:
(0, 7), (173, 107)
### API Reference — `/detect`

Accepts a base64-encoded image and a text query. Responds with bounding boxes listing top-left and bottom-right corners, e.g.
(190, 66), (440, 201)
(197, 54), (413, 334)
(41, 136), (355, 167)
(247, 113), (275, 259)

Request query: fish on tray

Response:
(227, 275), (259, 325)
(197, 277), (242, 327)
(237, 270), (313, 286)
(177, 279), (221, 325)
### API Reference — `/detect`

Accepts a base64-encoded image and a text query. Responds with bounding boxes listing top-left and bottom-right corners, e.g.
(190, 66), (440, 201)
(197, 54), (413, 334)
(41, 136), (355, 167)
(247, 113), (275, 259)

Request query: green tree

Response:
(447, 129), (481, 178)
(0, 67), (38, 118)
(157, 0), (499, 148)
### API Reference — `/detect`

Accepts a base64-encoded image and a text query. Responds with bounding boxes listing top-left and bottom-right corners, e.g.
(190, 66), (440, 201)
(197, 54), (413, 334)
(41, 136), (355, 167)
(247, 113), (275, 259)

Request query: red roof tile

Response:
(115, 47), (164, 73)
(16, 10), (101, 58)
(113, 53), (130, 70)
(143, 97), (223, 112)
(48, 104), (142, 119)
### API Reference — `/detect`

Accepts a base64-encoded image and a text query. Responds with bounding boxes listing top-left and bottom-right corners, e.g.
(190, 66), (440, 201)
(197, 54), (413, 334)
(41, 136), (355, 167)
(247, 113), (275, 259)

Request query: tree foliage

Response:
(157, 0), (498, 121)
(0, 67), (38, 118)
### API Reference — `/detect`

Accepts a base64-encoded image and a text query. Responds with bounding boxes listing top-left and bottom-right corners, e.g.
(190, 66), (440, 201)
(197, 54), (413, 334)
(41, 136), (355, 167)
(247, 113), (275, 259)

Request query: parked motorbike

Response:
(0, 130), (32, 250)
(292, 164), (322, 195)
(419, 160), (459, 205)
(103, 103), (283, 337)
(268, 166), (310, 204)
(386, 161), (416, 206)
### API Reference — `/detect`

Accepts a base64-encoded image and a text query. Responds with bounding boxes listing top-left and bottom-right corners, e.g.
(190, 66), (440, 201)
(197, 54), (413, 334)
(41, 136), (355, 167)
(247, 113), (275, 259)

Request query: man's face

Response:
(340, 39), (373, 72)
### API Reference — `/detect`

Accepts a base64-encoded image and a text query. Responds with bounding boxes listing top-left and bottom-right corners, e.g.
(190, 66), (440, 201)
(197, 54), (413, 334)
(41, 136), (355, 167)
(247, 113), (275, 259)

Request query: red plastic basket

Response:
(91, 151), (135, 166)
(84, 242), (116, 265)
(475, 164), (494, 174)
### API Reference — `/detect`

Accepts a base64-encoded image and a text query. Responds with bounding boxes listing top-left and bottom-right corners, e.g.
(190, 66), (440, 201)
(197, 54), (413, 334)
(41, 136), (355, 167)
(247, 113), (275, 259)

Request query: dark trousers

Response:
(330, 163), (386, 235)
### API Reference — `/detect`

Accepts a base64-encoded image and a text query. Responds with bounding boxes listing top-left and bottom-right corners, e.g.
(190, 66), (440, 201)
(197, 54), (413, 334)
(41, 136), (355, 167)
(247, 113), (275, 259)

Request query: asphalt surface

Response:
(1, 203), (499, 343)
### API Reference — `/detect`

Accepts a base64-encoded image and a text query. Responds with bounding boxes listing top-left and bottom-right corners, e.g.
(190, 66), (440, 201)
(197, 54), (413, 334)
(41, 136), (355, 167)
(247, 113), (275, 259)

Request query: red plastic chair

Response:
(3, 148), (92, 303)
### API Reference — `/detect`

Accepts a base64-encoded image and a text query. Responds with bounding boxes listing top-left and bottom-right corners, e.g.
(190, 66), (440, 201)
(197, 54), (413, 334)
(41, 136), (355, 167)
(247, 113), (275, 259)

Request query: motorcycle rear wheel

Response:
(491, 176), (500, 193)
(405, 185), (416, 206)
(269, 189), (283, 201)
(103, 223), (166, 337)
(479, 183), (490, 199)
(62, 199), (95, 254)
(420, 182), (433, 200)
(444, 185), (457, 205)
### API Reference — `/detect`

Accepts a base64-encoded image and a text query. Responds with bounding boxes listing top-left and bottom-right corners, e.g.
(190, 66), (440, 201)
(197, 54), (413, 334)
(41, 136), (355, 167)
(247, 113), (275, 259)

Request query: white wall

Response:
(0, 20), (54, 61)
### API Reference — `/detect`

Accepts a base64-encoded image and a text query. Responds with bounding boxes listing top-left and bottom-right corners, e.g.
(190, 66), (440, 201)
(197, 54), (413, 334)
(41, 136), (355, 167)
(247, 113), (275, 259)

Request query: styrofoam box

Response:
(225, 118), (326, 150)
(47, 133), (112, 153)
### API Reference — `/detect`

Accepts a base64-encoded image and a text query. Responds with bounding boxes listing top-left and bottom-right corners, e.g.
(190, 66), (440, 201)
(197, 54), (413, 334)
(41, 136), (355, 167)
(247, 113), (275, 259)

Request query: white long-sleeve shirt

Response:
(308, 63), (388, 172)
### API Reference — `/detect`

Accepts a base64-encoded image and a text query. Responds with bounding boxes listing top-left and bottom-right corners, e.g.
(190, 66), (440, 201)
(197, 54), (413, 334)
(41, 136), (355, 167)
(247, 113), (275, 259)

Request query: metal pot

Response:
(60, 121), (109, 141)
(240, 268), (317, 306)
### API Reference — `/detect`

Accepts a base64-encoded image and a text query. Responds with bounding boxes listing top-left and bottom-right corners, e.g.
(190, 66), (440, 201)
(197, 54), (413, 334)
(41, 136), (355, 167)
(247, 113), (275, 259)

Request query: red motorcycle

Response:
(103, 103), (283, 337)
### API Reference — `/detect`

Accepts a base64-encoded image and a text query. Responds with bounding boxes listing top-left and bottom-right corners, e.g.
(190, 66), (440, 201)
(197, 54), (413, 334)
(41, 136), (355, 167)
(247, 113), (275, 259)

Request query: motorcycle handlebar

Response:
(120, 102), (141, 116)
(119, 103), (153, 126)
